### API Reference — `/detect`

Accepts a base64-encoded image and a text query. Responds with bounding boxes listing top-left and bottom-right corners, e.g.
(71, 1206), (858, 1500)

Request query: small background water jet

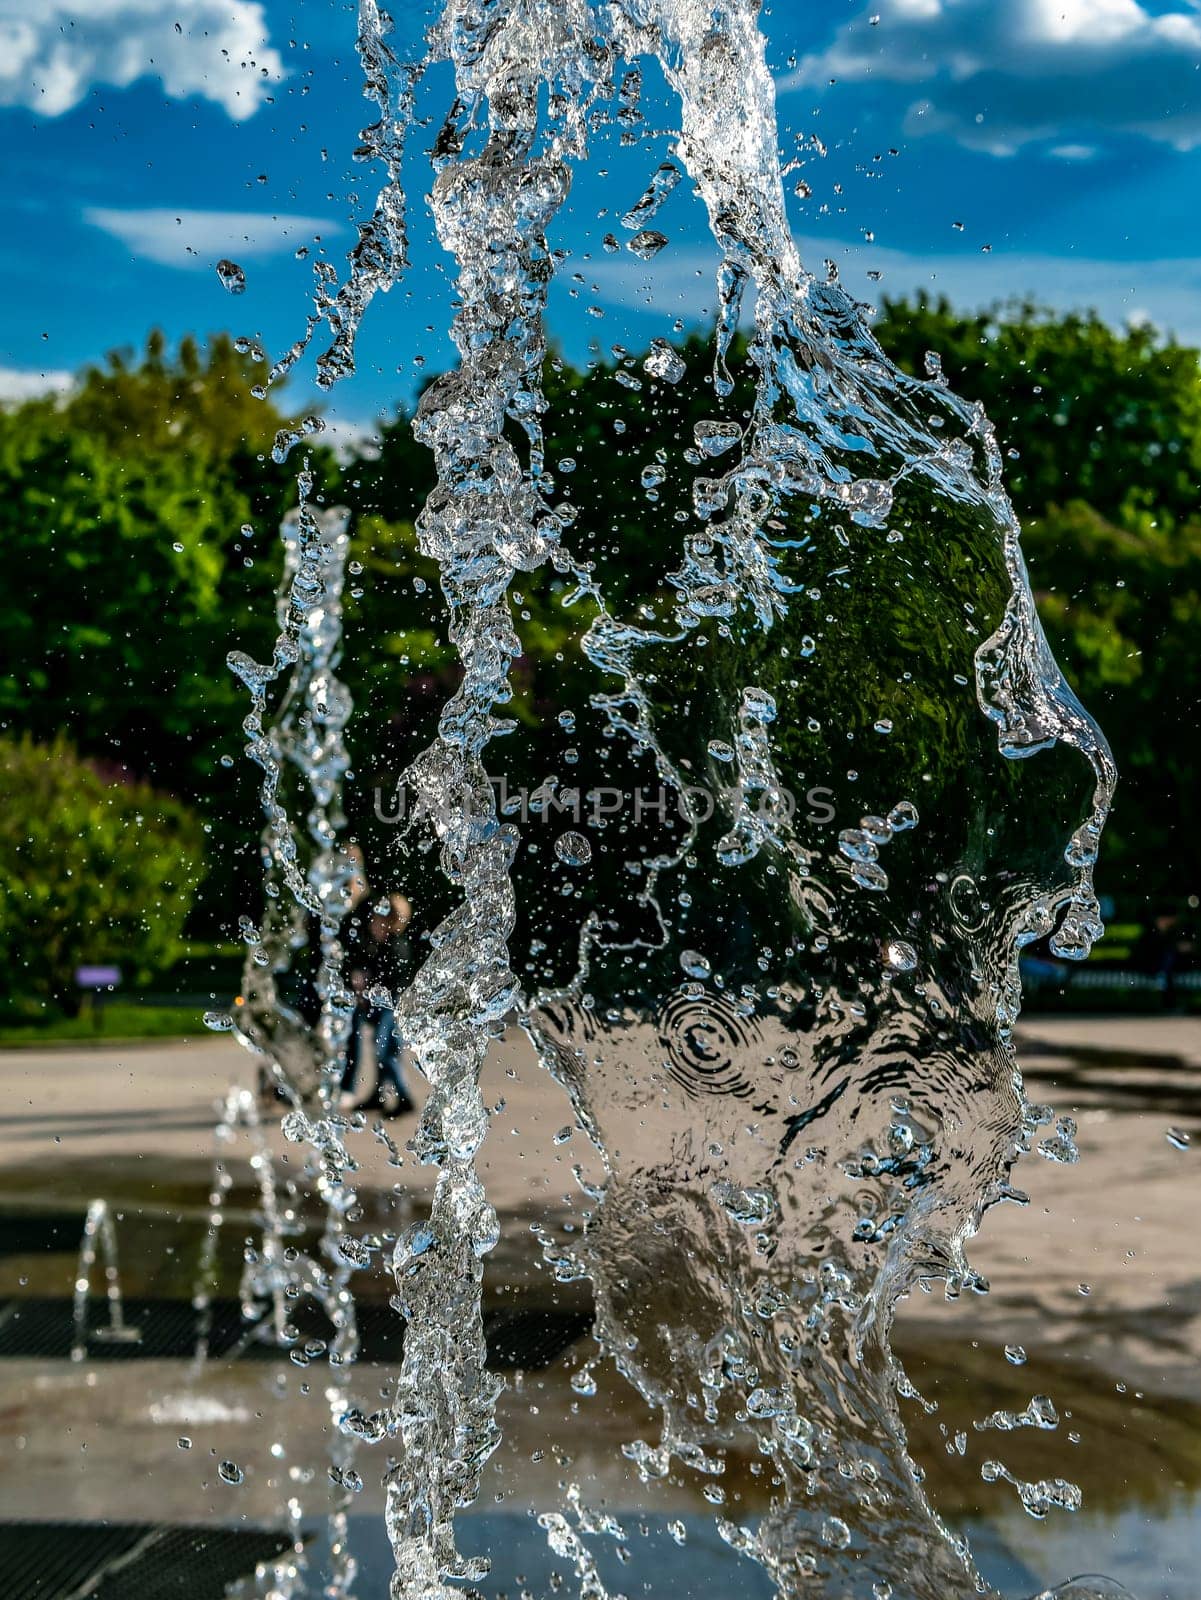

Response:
(223, 3), (1127, 1598)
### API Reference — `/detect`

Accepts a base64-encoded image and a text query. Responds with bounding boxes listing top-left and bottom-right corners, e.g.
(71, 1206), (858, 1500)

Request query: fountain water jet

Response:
(225, 3), (1126, 1597)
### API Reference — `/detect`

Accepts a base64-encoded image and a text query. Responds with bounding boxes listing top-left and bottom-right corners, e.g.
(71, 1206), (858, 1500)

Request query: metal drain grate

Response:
(0, 1522), (295, 1600)
(483, 1305), (594, 1368)
(0, 1297), (592, 1370)
(0, 1213), (80, 1260)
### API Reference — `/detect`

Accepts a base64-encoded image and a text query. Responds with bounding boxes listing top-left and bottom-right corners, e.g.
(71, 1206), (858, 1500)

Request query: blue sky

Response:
(3, 0), (1201, 436)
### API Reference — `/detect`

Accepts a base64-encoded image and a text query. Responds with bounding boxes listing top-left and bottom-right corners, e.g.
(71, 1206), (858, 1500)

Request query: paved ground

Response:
(1, 1012), (1194, 1205)
(1017, 1012), (1201, 1068)
(0, 1029), (601, 1214)
(0, 1018), (1198, 1598)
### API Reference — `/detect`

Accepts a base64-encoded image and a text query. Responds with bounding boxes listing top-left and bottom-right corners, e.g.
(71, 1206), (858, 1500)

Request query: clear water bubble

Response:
(694, 420), (742, 458)
(887, 800), (919, 831)
(711, 1179), (776, 1228)
(884, 940), (917, 972)
(821, 1516), (851, 1549)
(555, 831), (592, 867)
(216, 259), (246, 294)
(643, 340), (687, 383)
(628, 229), (668, 259)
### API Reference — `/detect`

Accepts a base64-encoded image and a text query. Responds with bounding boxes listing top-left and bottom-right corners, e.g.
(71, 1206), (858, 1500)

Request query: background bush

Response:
(0, 733), (205, 1013)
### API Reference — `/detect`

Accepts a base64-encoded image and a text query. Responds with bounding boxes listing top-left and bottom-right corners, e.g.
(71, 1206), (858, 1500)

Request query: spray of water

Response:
(226, 3), (1125, 1597)
(72, 1198), (141, 1361)
(216, 494), (366, 1598)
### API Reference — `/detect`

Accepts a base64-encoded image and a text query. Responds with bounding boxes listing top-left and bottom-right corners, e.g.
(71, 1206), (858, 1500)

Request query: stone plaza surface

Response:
(0, 1019), (1198, 1597)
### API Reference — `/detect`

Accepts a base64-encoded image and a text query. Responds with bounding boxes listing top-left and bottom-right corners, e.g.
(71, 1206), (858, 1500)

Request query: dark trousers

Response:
(341, 1004), (406, 1097)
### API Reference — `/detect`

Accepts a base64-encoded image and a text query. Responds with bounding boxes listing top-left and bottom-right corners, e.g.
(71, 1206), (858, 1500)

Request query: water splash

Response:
(71, 1198), (141, 1361)
(229, 495), (357, 1107)
(221, 491), (366, 1598)
(227, 3), (1125, 1598)
(192, 1091), (365, 1600)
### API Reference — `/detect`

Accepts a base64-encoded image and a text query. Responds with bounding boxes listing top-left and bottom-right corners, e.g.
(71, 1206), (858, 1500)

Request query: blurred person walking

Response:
(341, 891), (416, 1116)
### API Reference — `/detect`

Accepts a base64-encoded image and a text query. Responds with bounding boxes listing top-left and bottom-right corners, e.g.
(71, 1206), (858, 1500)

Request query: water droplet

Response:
(218, 1460), (244, 1485)
(555, 831), (592, 867)
(628, 229), (667, 259)
(711, 1179), (776, 1228)
(216, 259), (246, 295)
(643, 339), (687, 383)
(694, 420), (742, 458)
(203, 1011), (233, 1032)
(1027, 1394), (1059, 1429)
(336, 1235), (373, 1268)
(884, 940), (917, 972)
(680, 950), (711, 979)
(821, 1516), (851, 1549)
(1166, 1127), (1191, 1150)
(887, 800), (919, 831)
(177, 1436), (192, 1450)
(1004, 1344), (1027, 1366)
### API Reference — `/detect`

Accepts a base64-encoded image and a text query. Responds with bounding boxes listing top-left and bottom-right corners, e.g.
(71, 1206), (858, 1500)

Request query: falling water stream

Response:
(218, 3), (1129, 1597)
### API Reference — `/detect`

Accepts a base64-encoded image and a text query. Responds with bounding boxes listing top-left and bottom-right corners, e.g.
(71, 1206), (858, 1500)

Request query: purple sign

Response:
(75, 965), (122, 989)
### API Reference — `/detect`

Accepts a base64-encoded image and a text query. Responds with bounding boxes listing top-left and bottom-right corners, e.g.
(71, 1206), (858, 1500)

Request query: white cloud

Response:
(590, 239), (1201, 348)
(321, 410), (385, 462)
(0, 0), (283, 121)
(0, 365), (73, 402)
(787, 0), (1201, 153)
(84, 207), (340, 270)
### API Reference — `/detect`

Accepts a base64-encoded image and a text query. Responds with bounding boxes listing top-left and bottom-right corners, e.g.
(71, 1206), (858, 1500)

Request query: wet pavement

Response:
(0, 1019), (1198, 1598)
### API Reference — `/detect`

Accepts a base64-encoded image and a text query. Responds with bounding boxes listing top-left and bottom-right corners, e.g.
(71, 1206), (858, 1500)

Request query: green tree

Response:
(872, 295), (1201, 525)
(0, 333), (341, 927)
(873, 297), (1201, 910)
(1024, 499), (1201, 905)
(0, 733), (206, 1013)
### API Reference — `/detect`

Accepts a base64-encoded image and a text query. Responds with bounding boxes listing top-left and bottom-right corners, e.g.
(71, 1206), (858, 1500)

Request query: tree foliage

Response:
(0, 305), (1198, 961)
(872, 295), (1201, 526)
(873, 296), (1201, 908)
(0, 333), (339, 923)
(0, 733), (205, 1011)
